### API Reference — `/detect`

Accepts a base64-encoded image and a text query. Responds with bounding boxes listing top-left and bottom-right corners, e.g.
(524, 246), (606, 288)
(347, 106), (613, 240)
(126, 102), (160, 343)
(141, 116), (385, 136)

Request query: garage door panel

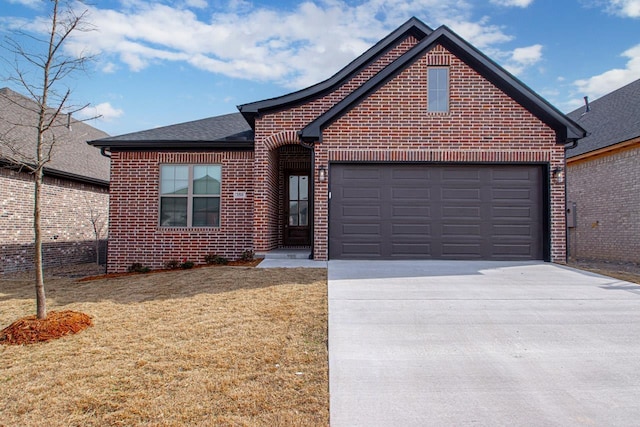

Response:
(442, 188), (481, 200)
(330, 164), (543, 260)
(392, 205), (431, 217)
(491, 244), (534, 257)
(442, 168), (480, 180)
(392, 223), (431, 235)
(492, 224), (532, 236)
(441, 243), (483, 257)
(342, 223), (381, 235)
(442, 224), (481, 237)
(493, 188), (533, 200)
(342, 187), (380, 199)
(392, 187), (430, 198)
(492, 206), (532, 218)
(342, 205), (381, 218)
(390, 244), (432, 257)
(341, 244), (382, 257)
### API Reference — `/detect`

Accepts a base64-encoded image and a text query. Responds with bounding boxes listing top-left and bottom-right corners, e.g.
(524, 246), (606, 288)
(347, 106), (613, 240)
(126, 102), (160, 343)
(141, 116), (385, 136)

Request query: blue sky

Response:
(1, 0), (639, 136)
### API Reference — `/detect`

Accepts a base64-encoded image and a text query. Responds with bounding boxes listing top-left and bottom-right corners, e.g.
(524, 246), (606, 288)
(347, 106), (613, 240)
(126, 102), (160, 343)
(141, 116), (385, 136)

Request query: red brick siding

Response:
(567, 144), (640, 263)
(256, 43), (566, 262)
(107, 151), (254, 273)
(0, 167), (109, 274)
(253, 35), (420, 252)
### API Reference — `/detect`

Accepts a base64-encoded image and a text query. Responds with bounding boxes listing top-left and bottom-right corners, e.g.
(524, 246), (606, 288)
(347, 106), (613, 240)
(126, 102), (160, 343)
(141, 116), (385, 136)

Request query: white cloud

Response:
(12, 0), (524, 90)
(502, 44), (543, 75)
(490, 0), (534, 7)
(7, 0), (42, 8)
(604, 0), (640, 18)
(573, 43), (640, 100)
(101, 62), (117, 73)
(76, 102), (124, 122)
(185, 0), (208, 8)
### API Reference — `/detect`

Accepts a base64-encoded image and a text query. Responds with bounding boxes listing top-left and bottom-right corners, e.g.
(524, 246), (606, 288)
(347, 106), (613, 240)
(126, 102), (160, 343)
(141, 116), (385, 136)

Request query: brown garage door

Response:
(329, 164), (544, 260)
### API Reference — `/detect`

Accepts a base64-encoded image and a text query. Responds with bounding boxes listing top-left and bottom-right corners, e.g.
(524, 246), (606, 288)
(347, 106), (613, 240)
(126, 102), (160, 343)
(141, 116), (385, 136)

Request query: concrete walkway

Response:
(328, 260), (640, 427)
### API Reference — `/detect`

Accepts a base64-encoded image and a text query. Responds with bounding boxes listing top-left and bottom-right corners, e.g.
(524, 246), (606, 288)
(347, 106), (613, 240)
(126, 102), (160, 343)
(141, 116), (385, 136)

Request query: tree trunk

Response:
(34, 167), (46, 319)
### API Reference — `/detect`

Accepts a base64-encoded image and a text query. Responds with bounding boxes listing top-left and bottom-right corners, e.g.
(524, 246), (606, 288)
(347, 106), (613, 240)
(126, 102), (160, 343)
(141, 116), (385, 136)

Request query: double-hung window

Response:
(428, 67), (449, 112)
(160, 165), (221, 227)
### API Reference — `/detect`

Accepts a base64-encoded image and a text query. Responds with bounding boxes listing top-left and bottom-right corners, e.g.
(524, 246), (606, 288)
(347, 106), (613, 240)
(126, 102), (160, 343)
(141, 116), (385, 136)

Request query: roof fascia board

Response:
(567, 136), (640, 161)
(237, 17), (433, 123)
(1, 159), (109, 187)
(87, 140), (254, 150)
(301, 26), (586, 143)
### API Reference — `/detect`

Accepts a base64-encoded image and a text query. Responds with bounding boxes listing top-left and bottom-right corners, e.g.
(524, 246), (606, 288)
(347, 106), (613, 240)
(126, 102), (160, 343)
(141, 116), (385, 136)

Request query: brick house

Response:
(0, 88), (110, 274)
(566, 78), (640, 264)
(90, 18), (585, 273)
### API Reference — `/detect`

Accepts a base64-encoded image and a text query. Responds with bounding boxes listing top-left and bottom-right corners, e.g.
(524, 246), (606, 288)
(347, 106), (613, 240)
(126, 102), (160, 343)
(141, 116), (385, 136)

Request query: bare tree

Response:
(84, 195), (107, 267)
(0, 0), (95, 319)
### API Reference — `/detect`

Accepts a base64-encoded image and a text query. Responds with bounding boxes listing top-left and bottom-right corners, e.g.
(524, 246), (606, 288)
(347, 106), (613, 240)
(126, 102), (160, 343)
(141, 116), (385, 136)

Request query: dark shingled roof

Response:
(0, 87), (110, 184)
(89, 113), (254, 149)
(566, 78), (640, 158)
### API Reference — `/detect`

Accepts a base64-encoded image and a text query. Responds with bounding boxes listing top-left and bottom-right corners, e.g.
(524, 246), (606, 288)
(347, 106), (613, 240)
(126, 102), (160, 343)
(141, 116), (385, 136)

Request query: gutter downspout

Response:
(100, 147), (112, 158)
(299, 138), (315, 260)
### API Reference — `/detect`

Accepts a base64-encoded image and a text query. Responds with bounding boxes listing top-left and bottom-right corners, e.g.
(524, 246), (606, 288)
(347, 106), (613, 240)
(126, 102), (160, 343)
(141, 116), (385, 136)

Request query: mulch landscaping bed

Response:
(1, 310), (93, 345)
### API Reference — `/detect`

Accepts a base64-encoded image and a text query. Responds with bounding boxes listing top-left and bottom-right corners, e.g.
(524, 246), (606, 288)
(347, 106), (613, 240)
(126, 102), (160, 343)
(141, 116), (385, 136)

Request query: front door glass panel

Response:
(289, 175), (309, 226)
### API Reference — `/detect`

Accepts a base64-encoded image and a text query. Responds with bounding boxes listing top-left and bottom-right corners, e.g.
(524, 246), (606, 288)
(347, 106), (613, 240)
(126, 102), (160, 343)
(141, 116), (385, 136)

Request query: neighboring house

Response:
(566, 78), (640, 264)
(0, 88), (110, 274)
(90, 17), (585, 273)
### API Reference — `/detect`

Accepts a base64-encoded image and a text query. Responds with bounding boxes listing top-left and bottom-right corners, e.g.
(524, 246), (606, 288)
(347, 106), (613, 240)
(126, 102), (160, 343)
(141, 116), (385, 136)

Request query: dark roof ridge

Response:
(237, 17), (433, 127)
(300, 25), (586, 144)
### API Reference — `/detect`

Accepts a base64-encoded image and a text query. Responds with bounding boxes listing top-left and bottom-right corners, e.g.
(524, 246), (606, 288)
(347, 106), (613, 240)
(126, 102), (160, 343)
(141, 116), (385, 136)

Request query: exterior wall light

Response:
(318, 166), (327, 182)
(553, 166), (565, 184)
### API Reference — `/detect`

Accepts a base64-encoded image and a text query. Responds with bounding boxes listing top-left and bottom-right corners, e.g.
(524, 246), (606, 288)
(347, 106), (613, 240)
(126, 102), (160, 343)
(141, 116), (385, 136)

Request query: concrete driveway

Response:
(328, 260), (640, 427)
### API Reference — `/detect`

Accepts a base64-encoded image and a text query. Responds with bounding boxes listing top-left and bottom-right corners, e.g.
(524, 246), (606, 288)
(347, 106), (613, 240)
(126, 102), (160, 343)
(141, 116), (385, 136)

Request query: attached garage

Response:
(329, 164), (547, 260)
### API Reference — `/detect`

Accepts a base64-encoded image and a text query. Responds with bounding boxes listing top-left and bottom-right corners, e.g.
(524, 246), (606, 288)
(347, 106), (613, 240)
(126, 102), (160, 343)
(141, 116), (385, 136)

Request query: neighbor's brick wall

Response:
(0, 167), (109, 274)
(253, 35), (420, 252)
(567, 143), (640, 263)
(256, 43), (566, 262)
(107, 151), (254, 273)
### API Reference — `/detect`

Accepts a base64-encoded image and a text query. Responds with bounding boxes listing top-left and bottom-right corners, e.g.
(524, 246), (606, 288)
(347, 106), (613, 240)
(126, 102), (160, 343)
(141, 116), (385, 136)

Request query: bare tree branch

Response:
(0, 0), (98, 319)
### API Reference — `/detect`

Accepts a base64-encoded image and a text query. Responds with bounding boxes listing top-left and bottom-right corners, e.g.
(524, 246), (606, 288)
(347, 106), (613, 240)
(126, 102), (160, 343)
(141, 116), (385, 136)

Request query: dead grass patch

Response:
(0, 267), (328, 426)
(569, 261), (640, 285)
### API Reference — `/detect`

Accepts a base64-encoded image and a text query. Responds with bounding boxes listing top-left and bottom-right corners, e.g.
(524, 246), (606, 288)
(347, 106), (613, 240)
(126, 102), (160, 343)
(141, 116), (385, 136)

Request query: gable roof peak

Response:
(237, 17), (434, 127)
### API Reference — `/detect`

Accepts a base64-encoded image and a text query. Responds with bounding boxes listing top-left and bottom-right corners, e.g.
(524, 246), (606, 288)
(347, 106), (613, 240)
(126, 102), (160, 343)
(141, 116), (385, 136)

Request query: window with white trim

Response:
(160, 165), (221, 227)
(428, 67), (449, 112)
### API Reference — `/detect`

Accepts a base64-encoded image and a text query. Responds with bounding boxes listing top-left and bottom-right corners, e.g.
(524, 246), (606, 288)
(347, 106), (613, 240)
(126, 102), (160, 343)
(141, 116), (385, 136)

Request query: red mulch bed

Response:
(1, 310), (93, 346)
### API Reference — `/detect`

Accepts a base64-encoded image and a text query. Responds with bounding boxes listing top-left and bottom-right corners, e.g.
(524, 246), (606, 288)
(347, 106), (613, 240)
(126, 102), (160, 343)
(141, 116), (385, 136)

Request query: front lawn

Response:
(0, 266), (328, 426)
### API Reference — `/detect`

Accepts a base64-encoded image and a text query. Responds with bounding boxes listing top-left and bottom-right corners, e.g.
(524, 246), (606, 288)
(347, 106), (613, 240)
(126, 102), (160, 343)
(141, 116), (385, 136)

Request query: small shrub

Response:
(127, 262), (151, 273)
(240, 249), (255, 262)
(204, 253), (228, 265)
(180, 260), (194, 269)
(165, 259), (180, 270)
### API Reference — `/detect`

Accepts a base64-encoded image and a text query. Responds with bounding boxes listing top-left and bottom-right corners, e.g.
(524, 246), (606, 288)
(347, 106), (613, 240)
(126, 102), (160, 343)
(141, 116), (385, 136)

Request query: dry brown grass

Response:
(569, 261), (640, 285)
(0, 266), (328, 426)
